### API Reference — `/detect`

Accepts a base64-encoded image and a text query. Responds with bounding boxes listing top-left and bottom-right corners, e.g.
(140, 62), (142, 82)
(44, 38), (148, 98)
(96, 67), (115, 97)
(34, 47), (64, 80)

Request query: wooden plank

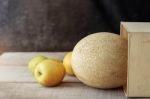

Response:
(0, 66), (79, 83)
(121, 22), (150, 97)
(0, 52), (66, 66)
(0, 82), (127, 99)
(121, 22), (150, 32)
(0, 63), (127, 99)
(0, 52), (147, 99)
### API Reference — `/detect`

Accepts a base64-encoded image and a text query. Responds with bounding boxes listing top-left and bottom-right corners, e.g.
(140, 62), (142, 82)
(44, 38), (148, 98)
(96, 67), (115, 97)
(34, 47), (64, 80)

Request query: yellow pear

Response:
(63, 52), (74, 76)
(28, 55), (48, 74)
(34, 59), (65, 86)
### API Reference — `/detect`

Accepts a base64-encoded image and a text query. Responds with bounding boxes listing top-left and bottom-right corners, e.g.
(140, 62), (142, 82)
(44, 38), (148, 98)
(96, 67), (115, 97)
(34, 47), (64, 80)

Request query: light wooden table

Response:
(0, 52), (148, 99)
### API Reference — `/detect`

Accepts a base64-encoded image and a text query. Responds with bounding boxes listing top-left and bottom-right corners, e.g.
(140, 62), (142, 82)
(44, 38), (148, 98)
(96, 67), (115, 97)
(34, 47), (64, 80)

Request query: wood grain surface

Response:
(0, 52), (148, 99)
(121, 22), (150, 97)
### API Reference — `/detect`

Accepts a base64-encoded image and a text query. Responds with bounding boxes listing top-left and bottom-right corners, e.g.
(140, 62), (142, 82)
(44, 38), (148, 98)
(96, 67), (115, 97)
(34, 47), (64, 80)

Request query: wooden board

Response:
(121, 22), (150, 97)
(0, 52), (66, 66)
(0, 52), (148, 99)
(0, 66), (80, 83)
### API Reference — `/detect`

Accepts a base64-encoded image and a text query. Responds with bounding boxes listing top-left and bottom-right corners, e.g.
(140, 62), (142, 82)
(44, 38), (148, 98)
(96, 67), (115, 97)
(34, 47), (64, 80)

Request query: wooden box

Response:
(120, 22), (150, 97)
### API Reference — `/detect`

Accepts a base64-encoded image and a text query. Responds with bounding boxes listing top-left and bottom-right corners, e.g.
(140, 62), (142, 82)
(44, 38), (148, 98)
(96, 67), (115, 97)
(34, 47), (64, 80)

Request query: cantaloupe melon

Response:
(72, 32), (127, 89)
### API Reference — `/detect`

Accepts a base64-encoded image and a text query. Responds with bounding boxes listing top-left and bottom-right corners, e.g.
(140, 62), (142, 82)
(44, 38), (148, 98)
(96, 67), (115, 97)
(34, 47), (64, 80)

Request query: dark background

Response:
(0, 0), (149, 52)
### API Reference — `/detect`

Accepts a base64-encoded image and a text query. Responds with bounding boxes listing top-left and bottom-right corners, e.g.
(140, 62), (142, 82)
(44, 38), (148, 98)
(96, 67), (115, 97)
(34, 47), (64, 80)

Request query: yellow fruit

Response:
(72, 32), (127, 89)
(63, 52), (74, 76)
(34, 59), (65, 87)
(28, 55), (48, 74)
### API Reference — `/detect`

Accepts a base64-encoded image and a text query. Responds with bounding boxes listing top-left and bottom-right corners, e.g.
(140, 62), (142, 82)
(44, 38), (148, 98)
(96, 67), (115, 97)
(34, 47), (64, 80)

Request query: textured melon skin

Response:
(72, 32), (127, 89)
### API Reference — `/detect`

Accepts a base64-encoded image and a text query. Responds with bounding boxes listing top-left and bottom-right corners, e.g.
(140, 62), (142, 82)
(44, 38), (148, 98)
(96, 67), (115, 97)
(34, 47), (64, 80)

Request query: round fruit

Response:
(72, 32), (127, 89)
(34, 59), (65, 87)
(63, 52), (74, 76)
(28, 55), (48, 74)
